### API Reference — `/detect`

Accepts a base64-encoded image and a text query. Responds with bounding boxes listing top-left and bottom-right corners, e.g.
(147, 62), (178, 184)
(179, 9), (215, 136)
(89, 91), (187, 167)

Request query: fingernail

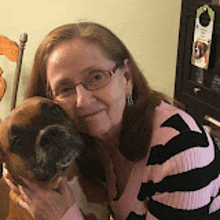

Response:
(18, 185), (24, 192)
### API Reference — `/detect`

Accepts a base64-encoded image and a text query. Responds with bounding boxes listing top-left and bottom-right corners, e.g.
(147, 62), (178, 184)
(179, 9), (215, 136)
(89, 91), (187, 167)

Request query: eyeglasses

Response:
(47, 64), (120, 99)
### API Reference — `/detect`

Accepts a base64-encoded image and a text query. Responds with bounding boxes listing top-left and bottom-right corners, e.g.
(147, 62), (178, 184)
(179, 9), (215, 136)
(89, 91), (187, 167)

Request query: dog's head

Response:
(0, 97), (86, 189)
(194, 41), (208, 59)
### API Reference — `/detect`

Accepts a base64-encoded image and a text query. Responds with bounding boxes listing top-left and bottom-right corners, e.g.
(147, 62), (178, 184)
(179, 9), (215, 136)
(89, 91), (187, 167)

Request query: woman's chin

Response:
(87, 126), (110, 139)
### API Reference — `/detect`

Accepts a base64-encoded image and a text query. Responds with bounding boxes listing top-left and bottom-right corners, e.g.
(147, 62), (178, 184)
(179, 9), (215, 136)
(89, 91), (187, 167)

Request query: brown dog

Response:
(0, 97), (109, 220)
(194, 41), (208, 63)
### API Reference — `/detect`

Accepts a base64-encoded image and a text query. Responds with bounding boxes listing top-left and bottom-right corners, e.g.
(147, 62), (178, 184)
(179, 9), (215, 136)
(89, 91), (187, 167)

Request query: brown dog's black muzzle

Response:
(34, 123), (86, 181)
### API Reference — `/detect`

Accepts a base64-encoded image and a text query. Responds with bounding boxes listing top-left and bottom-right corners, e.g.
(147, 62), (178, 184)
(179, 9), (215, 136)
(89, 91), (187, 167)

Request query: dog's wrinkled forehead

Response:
(0, 97), (70, 150)
(7, 97), (67, 127)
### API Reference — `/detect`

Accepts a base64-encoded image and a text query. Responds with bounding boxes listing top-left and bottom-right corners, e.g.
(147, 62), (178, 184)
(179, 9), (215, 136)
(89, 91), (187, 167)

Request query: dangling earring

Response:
(126, 94), (134, 106)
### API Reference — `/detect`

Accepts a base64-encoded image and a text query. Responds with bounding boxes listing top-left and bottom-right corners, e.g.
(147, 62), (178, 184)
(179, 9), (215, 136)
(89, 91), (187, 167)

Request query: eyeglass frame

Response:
(46, 63), (121, 99)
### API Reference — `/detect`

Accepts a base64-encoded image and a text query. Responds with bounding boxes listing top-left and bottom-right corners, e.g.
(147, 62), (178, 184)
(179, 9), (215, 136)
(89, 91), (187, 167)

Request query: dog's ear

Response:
(203, 43), (208, 53)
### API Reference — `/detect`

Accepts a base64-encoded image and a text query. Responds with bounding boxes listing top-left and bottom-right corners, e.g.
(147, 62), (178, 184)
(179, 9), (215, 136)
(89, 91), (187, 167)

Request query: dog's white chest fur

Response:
(194, 56), (206, 68)
(67, 176), (109, 219)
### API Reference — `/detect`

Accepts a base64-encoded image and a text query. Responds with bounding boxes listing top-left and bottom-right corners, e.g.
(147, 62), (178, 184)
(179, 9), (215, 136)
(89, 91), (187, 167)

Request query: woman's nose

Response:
(75, 84), (95, 108)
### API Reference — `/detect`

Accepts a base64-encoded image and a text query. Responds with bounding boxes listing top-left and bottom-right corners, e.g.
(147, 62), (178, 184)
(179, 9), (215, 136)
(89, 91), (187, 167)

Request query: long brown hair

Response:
(25, 22), (166, 161)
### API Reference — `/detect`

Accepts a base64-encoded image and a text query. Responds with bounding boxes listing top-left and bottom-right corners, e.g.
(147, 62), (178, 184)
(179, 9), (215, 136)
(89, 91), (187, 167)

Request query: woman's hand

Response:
(18, 176), (75, 220)
(3, 163), (20, 195)
(3, 164), (75, 220)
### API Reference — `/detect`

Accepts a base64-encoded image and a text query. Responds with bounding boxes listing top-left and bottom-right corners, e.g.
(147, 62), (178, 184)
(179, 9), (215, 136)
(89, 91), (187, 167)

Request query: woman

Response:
(4, 22), (220, 219)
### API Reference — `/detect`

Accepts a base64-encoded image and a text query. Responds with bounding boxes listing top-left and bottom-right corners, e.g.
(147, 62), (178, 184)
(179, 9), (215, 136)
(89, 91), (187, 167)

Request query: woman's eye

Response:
(93, 73), (102, 80)
(61, 87), (72, 92)
(89, 72), (104, 82)
(58, 86), (74, 96)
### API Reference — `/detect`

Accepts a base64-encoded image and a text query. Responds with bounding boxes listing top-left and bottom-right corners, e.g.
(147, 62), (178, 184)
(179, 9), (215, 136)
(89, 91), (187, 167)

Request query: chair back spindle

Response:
(11, 33), (28, 110)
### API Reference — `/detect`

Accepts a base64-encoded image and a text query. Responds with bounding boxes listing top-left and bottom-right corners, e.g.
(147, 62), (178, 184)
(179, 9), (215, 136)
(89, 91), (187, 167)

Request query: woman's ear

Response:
(123, 59), (133, 94)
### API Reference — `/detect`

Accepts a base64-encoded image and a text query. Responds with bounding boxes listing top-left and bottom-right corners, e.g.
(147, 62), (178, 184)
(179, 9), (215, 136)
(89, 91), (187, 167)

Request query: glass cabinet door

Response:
(175, 0), (220, 123)
(189, 3), (220, 94)
(182, 2), (220, 107)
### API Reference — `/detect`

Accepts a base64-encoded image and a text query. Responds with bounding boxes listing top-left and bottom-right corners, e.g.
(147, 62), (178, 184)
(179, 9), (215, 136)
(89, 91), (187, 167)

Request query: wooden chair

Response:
(0, 33), (28, 110)
(0, 34), (28, 220)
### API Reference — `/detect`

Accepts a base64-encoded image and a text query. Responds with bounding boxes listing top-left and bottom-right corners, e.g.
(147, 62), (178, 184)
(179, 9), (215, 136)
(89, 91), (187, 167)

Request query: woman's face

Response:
(46, 38), (132, 140)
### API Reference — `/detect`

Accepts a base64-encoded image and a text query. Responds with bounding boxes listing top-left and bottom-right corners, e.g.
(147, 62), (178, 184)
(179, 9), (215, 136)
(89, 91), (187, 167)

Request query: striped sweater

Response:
(62, 101), (220, 220)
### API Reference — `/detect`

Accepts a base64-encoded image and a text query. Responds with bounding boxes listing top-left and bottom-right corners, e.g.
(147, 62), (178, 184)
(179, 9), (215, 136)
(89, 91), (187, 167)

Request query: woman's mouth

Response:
(78, 110), (105, 121)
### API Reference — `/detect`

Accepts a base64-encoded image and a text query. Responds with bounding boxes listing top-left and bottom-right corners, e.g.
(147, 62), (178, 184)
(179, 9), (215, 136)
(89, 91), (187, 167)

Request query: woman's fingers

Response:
(19, 176), (40, 192)
(58, 176), (75, 205)
(3, 163), (20, 194)
(17, 176), (75, 220)
(3, 165), (75, 220)
(17, 196), (35, 218)
(18, 184), (32, 202)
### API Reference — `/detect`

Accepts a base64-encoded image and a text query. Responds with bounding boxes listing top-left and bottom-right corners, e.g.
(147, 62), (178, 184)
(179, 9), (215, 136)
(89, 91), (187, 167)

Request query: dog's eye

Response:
(40, 101), (62, 115)
(11, 135), (21, 145)
(9, 125), (23, 153)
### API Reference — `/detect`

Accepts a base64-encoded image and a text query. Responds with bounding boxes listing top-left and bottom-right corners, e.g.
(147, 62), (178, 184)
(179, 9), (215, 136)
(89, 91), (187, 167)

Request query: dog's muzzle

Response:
(34, 124), (86, 181)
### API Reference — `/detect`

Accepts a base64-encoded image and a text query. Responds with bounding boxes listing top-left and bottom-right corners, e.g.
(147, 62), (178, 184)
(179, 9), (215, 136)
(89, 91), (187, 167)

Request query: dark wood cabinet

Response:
(175, 0), (220, 128)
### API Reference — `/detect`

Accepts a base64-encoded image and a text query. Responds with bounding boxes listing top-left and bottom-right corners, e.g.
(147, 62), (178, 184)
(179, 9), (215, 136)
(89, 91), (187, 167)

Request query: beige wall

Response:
(0, 0), (182, 119)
